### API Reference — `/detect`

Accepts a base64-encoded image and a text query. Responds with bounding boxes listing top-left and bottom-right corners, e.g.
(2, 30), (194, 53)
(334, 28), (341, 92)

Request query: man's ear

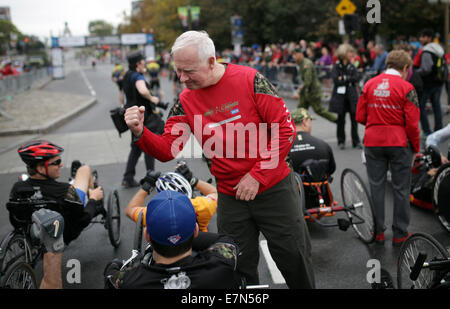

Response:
(144, 227), (150, 243)
(208, 56), (215, 68)
(194, 223), (199, 238)
(35, 163), (45, 174)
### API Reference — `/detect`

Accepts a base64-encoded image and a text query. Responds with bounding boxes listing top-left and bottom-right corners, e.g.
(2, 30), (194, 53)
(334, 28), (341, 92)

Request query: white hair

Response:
(171, 31), (216, 63)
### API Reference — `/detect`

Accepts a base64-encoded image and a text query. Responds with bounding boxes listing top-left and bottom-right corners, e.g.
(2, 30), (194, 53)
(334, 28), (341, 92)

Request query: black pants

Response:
(123, 134), (155, 182)
(217, 172), (315, 289)
(337, 99), (360, 146)
(364, 146), (413, 238)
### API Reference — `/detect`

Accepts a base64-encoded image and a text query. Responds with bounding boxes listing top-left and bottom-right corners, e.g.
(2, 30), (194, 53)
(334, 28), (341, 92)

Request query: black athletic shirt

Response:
(288, 131), (336, 177)
(104, 233), (240, 289)
(9, 178), (95, 245)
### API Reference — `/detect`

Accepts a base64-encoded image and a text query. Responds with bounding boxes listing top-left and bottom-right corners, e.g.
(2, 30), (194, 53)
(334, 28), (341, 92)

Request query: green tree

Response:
(0, 20), (22, 55)
(88, 20), (115, 36)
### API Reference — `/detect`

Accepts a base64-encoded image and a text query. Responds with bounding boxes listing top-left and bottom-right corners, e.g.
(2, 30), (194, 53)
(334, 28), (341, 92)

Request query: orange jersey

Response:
(131, 195), (217, 232)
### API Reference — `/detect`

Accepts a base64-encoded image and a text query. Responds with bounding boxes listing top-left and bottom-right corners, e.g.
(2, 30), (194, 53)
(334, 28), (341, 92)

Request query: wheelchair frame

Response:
(295, 168), (376, 244)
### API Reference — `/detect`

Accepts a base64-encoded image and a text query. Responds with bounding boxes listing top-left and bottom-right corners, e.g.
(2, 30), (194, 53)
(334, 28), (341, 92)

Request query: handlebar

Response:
(410, 252), (450, 282)
(410, 252), (427, 281)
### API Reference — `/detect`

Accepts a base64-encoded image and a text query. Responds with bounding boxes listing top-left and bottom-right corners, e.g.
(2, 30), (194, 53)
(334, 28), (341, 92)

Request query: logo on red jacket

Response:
(374, 79), (391, 98)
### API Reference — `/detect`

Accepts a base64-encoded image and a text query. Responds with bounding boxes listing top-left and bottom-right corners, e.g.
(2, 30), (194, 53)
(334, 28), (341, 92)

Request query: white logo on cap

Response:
(168, 234), (181, 244)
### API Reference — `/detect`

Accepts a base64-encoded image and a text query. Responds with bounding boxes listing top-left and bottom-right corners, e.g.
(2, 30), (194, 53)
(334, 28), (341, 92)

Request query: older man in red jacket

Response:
(124, 31), (314, 288)
(356, 50), (420, 246)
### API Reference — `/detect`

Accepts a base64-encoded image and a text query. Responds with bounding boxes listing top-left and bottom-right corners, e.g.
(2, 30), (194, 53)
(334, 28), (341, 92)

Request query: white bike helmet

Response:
(155, 172), (192, 198)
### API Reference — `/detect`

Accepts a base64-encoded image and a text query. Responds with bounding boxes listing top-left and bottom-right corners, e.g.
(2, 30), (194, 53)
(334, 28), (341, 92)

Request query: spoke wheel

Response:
(1, 261), (37, 289)
(341, 168), (375, 243)
(133, 211), (144, 253)
(397, 233), (449, 289)
(107, 190), (121, 248)
(294, 173), (306, 216)
(0, 233), (33, 273)
(433, 163), (450, 232)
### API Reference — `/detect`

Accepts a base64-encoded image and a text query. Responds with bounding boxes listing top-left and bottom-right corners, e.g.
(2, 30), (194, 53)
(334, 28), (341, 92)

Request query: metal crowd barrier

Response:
(244, 63), (334, 102)
(0, 68), (50, 99)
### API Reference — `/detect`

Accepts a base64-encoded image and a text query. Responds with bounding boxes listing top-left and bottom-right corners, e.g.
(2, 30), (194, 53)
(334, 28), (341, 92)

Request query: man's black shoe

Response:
(122, 179), (140, 188)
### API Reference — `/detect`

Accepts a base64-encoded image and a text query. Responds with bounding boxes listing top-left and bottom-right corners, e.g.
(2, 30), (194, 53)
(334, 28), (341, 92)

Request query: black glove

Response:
(30, 209), (65, 253)
(175, 161), (199, 188)
(140, 170), (161, 193)
(157, 102), (169, 110)
(104, 258), (123, 277)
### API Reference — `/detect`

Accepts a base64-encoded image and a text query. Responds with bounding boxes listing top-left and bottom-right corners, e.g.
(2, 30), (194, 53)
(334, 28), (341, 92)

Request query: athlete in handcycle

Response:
(410, 124), (450, 232)
(0, 140), (121, 288)
(104, 162), (243, 289)
(288, 108), (376, 243)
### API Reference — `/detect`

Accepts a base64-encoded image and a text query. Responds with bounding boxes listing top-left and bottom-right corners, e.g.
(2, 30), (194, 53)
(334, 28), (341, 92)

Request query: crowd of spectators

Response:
(213, 34), (450, 118)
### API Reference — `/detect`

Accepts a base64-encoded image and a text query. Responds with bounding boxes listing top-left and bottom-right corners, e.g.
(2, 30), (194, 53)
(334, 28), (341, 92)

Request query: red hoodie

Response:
(136, 63), (296, 196)
(356, 69), (420, 153)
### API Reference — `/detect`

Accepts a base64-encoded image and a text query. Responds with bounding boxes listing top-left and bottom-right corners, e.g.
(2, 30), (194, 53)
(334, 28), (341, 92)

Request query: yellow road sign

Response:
(336, 0), (357, 17)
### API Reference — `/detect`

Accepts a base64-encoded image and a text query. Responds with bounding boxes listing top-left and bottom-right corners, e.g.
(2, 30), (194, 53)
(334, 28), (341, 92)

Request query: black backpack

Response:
(426, 51), (448, 84)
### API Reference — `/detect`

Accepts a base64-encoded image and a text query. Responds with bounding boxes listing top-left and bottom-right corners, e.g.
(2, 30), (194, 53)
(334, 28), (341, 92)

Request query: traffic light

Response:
(343, 14), (361, 34)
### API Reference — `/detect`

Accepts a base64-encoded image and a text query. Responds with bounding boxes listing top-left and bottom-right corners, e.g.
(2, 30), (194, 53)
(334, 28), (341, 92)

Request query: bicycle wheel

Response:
(341, 168), (375, 243)
(294, 173), (306, 216)
(133, 210), (144, 253)
(107, 189), (121, 248)
(433, 163), (450, 232)
(1, 260), (37, 289)
(397, 232), (449, 289)
(0, 232), (33, 274)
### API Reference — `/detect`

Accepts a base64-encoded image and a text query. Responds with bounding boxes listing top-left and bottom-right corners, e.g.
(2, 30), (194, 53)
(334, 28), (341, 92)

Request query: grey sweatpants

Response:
(364, 146), (413, 238)
(217, 172), (315, 289)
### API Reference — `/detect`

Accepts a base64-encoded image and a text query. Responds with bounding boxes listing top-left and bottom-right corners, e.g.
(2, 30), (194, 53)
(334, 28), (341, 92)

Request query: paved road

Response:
(0, 53), (449, 289)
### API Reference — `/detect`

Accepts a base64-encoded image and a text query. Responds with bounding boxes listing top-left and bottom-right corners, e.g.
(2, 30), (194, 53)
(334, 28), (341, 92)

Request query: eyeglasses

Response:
(48, 159), (62, 166)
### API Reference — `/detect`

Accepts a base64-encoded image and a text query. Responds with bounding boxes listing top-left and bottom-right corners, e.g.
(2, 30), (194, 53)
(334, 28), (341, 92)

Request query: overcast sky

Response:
(1, 0), (132, 40)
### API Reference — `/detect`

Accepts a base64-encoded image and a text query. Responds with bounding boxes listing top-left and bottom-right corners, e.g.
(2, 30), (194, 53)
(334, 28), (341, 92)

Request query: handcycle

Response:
(397, 232), (450, 289)
(0, 169), (121, 289)
(294, 159), (376, 244)
(410, 144), (450, 232)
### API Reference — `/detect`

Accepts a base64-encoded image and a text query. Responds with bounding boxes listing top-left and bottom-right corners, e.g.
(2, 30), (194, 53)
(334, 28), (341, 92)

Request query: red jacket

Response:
(356, 70), (420, 153)
(136, 63), (296, 196)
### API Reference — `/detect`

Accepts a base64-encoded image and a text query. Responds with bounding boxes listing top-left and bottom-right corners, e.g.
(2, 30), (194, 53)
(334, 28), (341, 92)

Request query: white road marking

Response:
(259, 240), (286, 284)
(80, 68), (96, 97)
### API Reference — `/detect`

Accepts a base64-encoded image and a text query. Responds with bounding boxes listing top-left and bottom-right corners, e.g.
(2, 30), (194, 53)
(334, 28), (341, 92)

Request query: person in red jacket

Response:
(124, 30), (314, 289)
(356, 50), (420, 246)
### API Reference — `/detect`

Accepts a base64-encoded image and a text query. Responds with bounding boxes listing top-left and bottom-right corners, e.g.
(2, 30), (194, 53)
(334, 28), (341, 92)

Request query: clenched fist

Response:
(124, 105), (145, 137)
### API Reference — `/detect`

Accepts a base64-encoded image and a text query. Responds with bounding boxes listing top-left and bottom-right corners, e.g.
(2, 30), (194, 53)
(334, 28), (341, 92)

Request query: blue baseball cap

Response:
(146, 190), (197, 246)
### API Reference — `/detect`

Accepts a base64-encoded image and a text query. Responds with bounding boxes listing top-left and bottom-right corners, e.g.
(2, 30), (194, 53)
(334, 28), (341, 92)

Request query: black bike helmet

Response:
(18, 140), (64, 167)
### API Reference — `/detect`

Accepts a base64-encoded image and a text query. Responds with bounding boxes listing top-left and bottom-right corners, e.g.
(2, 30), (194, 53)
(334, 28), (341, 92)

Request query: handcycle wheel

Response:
(397, 232), (449, 289)
(294, 173), (306, 216)
(0, 232), (33, 273)
(432, 163), (450, 232)
(0, 260), (37, 289)
(133, 211), (144, 253)
(340, 168), (375, 244)
(106, 189), (121, 248)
